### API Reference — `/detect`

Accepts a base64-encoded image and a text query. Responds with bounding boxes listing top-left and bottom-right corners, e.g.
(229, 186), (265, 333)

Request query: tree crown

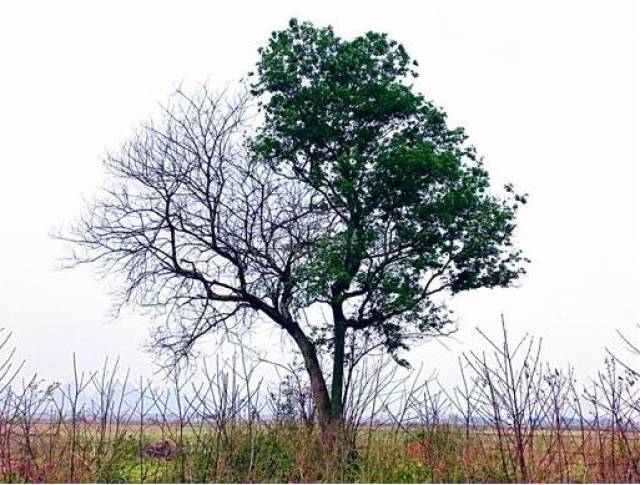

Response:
(249, 19), (528, 358)
(63, 19), (527, 369)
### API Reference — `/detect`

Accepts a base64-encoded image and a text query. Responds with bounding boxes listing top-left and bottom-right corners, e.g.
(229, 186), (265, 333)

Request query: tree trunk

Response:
(326, 320), (348, 462)
(285, 323), (332, 430)
(330, 321), (346, 422)
(285, 316), (349, 451)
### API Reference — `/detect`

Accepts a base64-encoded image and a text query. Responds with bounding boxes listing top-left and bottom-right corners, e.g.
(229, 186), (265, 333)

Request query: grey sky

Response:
(0, 1), (637, 385)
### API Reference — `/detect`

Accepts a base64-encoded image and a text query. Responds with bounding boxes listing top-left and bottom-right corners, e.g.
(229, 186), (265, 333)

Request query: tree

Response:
(62, 20), (527, 433)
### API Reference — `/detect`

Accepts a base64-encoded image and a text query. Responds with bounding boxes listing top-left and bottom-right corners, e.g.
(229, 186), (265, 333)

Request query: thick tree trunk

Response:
(285, 323), (332, 430)
(285, 313), (349, 449)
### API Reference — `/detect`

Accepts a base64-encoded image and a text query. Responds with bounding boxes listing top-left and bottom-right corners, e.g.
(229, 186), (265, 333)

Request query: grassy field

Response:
(0, 325), (638, 483)
(1, 422), (639, 482)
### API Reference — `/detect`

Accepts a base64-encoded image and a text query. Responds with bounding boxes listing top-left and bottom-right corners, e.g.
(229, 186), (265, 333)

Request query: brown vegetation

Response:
(0, 323), (638, 482)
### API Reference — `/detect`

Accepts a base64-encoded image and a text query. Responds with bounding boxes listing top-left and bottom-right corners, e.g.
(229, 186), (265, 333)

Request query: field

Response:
(1, 421), (640, 482)
(0, 325), (639, 483)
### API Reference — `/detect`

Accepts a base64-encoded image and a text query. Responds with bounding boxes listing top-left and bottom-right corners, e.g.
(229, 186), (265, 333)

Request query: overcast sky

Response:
(0, 1), (637, 386)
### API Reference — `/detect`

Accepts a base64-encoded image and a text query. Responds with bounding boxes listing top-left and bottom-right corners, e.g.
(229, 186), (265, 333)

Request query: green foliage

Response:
(251, 18), (528, 357)
(95, 435), (141, 483)
(229, 429), (296, 481)
(391, 458), (431, 483)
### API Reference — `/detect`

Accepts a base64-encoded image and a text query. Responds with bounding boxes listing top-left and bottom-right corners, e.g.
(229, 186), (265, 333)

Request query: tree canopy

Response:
(250, 19), (527, 356)
(64, 19), (527, 429)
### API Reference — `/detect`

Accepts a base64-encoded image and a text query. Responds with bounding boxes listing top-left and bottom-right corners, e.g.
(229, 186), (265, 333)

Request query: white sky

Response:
(0, 1), (638, 387)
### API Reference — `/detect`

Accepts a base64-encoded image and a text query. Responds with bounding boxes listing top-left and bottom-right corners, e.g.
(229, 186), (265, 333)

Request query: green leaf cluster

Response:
(250, 18), (528, 355)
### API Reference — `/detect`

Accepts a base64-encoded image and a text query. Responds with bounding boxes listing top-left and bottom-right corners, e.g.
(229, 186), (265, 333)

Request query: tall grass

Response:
(0, 323), (638, 483)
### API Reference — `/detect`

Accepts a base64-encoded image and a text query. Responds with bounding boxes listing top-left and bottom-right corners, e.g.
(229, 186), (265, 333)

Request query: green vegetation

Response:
(2, 421), (639, 483)
(0, 325), (638, 483)
(43, 18), (637, 484)
(61, 18), (526, 432)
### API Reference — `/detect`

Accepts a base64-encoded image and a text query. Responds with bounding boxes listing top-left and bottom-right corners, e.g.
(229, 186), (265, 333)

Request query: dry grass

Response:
(0, 322), (638, 482)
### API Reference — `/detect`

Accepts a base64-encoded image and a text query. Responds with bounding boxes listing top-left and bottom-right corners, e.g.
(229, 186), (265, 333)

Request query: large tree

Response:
(63, 19), (527, 431)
